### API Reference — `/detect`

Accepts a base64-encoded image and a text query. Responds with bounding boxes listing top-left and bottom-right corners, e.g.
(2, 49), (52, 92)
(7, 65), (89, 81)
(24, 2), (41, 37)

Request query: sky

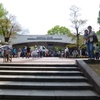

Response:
(0, 0), (100, 35)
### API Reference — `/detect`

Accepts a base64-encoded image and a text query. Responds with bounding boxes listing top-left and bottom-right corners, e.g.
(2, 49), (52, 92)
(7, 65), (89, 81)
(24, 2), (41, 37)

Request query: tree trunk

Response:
(76, 27), (79, 51)
(5, 37), (9, 43)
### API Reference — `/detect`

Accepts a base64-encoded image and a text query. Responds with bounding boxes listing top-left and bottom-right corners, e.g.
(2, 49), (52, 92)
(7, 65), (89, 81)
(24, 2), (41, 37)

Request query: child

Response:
(94, 44), (100, 60)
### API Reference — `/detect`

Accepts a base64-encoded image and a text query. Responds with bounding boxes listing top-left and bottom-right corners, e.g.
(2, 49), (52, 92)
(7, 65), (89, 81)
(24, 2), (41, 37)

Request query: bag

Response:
(93, 34), (98, 43)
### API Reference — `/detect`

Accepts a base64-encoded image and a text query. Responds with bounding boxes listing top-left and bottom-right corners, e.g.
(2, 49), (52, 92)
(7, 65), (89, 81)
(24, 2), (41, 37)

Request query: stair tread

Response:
(0, 63), (99, 99)
(0, 66), (78, 69)
(0, 70), (82, 73)
(0, 89), (98, 96)
(0, 75), (86, 79)
(0, 81), (91, 86)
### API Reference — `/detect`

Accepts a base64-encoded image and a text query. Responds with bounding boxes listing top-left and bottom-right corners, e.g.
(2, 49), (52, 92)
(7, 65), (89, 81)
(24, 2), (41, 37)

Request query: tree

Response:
(0, 3), (29, 43)
(0, 14), (22, 43)
(97, 11), (100, 25)
(47, 25), (71, 35)
(96, 30), (100, 35)
(70, 5), (87, 50)
(0, 3), (8, 44)
(0, 3), (8, 18)
(97, 5), (100, 30)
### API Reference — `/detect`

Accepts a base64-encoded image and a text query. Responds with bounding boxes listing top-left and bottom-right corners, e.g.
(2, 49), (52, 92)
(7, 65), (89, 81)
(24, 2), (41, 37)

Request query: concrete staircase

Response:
(0, 64), (99, 100)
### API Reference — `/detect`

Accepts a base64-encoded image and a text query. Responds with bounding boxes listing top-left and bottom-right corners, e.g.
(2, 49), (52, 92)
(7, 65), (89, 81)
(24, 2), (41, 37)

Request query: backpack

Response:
(93, 34), (98, 43)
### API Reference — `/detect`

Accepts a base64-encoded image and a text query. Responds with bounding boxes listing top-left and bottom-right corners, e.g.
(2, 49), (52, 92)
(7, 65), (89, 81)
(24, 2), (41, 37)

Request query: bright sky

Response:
(0, 0), (100, 35)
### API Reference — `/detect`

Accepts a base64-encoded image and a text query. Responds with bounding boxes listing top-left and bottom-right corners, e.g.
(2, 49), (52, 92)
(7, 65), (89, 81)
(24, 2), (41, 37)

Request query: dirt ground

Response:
(89, 64), (100, 76)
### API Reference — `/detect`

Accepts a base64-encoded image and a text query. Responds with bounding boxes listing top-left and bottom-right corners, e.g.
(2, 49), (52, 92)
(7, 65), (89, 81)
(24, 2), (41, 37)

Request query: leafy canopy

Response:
(0, 3), (8, 18)
(97, 10), (100, 25)
(47, 25), (71, 36)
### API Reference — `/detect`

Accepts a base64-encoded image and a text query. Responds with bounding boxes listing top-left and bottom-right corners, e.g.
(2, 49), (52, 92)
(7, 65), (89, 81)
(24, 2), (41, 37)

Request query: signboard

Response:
(27, 36), (62, 40)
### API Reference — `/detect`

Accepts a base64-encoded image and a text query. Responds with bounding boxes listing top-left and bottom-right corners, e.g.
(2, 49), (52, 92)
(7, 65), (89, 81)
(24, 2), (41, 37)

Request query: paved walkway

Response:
(0, 57), (87, 64)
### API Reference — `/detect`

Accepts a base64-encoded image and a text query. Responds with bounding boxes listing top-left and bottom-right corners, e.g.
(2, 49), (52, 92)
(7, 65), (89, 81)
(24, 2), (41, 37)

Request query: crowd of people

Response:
(0, 46), (82, 61)
(0, 45), (80, 62)
(0, 25), (100, 62)
(0, 45), (99, 63)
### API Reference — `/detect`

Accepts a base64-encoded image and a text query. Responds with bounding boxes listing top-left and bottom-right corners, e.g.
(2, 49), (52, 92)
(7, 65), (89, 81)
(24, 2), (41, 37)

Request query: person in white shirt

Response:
(64, 47), (69, 58)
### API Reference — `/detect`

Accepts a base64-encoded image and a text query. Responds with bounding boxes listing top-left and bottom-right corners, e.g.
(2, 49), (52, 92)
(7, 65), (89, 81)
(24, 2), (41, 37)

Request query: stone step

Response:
(0, 70), (83, 76)
(0, 89), (99, 100)
(0, 64), (77, 67)
(0, 75), (88, 82)
(0, 66), (80, 71)
(0, 81), (93, 90)
(0, 63), (99, 100)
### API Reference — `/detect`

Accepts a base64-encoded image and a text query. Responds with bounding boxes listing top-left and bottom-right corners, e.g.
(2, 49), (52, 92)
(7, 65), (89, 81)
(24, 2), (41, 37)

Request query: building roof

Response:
(10, 35), (76, 45)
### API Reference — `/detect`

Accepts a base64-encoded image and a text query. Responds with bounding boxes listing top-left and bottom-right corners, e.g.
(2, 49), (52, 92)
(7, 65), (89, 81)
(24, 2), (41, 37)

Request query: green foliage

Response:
(0, 3), (8, 18)
(0, 3), (22, 43)
(0, 15), (22, 42)
(68, 34), (85, 49)
(97, 10), (100, 25)
(96, 30), (100, 35)
(0, 18), (10, 34)
(54, 46), (65, 51)
(47, 25), (71, 35)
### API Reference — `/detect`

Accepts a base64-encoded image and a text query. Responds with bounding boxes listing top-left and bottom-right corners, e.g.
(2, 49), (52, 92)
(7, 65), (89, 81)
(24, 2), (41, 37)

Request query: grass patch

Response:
(89, 64), (100, 76)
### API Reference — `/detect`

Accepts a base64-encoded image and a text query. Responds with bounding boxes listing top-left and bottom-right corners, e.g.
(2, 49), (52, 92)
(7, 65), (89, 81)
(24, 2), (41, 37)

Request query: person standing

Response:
(3, 49), (7, 62)
(94, 44), (100, 60)
(64, 47), (69, 58)
(17, 48), (21, 58)
(72, 49), (78, 58)
(26, 46), (31, 58)
(3, 48), (11, 62)
(84, 26), (95, 59)
(21, 46), (26, 58)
